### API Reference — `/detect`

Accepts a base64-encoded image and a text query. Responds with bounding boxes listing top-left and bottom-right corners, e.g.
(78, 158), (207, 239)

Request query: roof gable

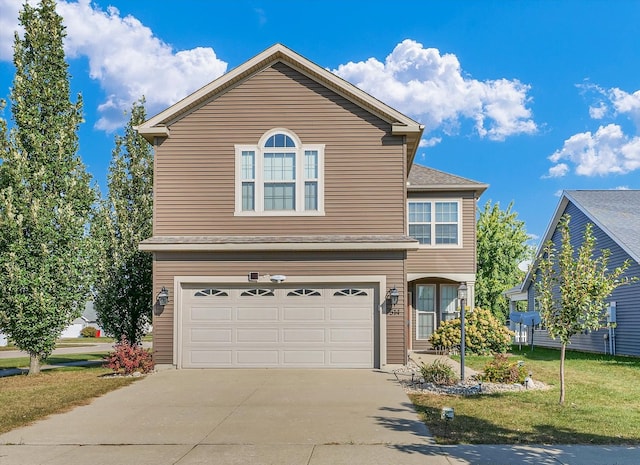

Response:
(407, 164), (488, 196)
(137, 43), (424, 163)
(564, 190), (640, 262)
(520, 189), (640, 293)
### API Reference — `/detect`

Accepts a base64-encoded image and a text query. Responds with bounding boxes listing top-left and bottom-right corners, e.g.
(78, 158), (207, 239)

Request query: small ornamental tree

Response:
(535, 215), (635, 405)
(429, 307), (513, 355)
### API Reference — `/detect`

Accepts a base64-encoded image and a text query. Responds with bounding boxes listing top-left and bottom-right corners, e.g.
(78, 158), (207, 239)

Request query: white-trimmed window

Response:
(408, 200), (461, 246)
(235, 129), (324, 215)
(440, 284), (458, 322)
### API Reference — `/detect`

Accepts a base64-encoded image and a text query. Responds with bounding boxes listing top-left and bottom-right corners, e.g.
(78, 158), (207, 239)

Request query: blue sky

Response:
(1, 0), (639, 242)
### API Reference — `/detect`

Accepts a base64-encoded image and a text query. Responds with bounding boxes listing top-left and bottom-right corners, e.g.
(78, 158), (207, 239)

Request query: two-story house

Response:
(137, 44), (486, 369)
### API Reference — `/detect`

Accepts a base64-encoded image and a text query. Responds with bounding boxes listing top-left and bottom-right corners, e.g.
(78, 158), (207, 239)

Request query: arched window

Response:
(235, 129), (324, 215)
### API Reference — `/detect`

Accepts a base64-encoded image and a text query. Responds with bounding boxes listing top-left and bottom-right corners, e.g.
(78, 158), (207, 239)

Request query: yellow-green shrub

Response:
(428, 307), (513, 355)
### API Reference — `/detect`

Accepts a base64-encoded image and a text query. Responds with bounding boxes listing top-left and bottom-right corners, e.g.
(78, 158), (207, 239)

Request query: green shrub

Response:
(419, 359), (457, 386)
(482, 353), (527, 384)
(104, 338), (154, 375)
(80, 326), (98, 338)
(429, 307), (514, 355)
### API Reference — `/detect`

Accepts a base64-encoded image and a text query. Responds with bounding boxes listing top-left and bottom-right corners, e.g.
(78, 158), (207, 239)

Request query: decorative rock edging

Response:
(394, 361), (550, 396)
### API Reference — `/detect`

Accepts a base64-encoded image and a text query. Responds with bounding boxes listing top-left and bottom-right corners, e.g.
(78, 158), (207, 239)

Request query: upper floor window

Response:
(408, 200), (461, 246)
(235, 129), (324, 216)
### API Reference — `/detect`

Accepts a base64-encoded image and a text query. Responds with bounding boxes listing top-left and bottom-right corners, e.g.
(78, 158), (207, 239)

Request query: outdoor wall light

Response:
(457, 283), (468, 301)
(389, 286), (399, 306)
(157, 287), (169, 307)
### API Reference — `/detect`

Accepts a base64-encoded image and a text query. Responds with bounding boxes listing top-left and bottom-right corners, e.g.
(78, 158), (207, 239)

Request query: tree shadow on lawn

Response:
(373, 403), (636, 463)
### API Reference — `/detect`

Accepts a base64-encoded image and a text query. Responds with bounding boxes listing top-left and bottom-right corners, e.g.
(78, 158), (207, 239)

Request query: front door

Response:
(416, 284), (435, 341)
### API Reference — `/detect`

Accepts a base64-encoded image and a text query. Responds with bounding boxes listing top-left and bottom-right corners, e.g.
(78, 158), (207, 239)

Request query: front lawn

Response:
(0, 367), (138, 434)
(410, 347), (640, 444)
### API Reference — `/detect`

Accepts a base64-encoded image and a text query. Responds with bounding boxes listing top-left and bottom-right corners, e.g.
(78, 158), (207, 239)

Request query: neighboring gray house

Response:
(61, 301), (104, 338)
(513, 190), (640, 356)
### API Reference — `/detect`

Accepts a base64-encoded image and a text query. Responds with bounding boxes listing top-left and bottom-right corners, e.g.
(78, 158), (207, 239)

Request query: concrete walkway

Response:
(408, 351), (479, 379)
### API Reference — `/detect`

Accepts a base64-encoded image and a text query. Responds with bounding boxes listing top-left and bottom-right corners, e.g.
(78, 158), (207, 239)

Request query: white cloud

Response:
(0, 0), (227, 131)
(419, 137), (441, 148)
(609, 88), (640, 129)
(58, 1), (227, 131)
(588, 102), (607, 119)
(333, 39), (537, 141)
(552, 84), (640, 177)
(0, 0), (34, 61)
(548, 124), (640, 177)
(545, 163), (570, 178)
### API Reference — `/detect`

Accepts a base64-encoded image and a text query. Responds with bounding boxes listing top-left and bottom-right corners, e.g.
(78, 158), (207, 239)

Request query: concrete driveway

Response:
(1, 368), (637, 465)
(0, 368), (440, 465)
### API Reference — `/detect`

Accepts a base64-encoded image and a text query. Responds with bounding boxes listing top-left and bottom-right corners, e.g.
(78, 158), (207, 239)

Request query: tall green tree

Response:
(93, 98), (153, 345)
(476, 200), (532, 321)
(535, 215), (634, 405)
(0, 0), (95, 375)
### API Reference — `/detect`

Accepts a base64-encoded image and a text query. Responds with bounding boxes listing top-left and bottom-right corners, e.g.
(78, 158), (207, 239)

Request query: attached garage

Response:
(178, 283), (379, 368)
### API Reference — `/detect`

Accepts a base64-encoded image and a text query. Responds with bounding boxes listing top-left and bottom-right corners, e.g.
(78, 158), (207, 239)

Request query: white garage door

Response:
(180, 284), (376, 368)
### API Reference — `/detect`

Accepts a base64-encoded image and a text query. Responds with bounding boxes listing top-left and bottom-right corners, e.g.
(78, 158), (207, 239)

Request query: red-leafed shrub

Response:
(104, 338), (154, 375)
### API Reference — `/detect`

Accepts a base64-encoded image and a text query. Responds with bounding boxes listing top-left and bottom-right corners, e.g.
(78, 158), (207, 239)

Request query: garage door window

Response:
(194, 289), (229, 297)
(240, 289), (275, 297)
(334, 289), (368, 296)
(287, 289), (321, 296)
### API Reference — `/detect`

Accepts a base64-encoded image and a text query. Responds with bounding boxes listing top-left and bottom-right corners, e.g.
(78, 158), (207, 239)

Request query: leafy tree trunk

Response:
(559, 343), (566, 405)
(0, 0), (96, 375)
(29, 354), (41, 376)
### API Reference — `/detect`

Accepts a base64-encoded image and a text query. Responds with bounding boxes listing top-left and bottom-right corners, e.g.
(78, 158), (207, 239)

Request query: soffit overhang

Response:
(139, 235), (420, 252)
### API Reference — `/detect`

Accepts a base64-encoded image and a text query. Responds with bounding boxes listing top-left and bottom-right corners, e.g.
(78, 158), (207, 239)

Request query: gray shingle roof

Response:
(565, 190), (640, 262)
(407, 164), (488, 195)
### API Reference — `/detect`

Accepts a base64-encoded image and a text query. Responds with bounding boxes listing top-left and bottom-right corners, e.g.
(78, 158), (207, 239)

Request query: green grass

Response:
(0, 367), (138, 434)
(0, 353), (108, 370)
(410, 347), (640, 445)
(0, 337), (116, 351)
(58, 337), (116, 344)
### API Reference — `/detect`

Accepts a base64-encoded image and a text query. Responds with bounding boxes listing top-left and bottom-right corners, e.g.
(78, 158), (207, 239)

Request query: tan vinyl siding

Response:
(406, 193), (478, 274)
(153, 62), (406, 237)
(152, 251), (406, 365)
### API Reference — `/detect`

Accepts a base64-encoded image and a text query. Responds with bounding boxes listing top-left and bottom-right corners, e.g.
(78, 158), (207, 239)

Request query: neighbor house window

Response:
(235, 129), (324, 215)
(408, 200), (461, 246)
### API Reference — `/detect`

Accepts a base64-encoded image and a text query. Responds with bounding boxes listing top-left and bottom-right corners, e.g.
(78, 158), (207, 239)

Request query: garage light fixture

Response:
(270, 274), (287, 283)
(389, 286), (399, 306)
(157, 287), (169, 307)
